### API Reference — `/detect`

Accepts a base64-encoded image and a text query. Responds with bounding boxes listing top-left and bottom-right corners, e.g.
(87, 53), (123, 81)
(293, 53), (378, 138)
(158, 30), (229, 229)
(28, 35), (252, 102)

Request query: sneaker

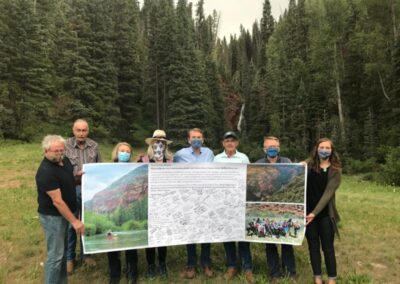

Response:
(67, 260), (74, 274)
(159, 263), (168, 278)
(224, 267), (237, 280)
(203, 266), (214, 278)
(83, 257), (96, 267)
(145, 264), (157, 278)
(182, 266), (196, 279)
(245, 271), (256, 284)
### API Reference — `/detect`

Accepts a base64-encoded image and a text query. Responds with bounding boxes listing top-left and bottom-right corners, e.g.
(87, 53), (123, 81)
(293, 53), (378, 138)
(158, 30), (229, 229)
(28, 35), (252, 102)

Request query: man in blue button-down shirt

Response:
(173, 128), (214, 163)
(173, 128), (214, 279)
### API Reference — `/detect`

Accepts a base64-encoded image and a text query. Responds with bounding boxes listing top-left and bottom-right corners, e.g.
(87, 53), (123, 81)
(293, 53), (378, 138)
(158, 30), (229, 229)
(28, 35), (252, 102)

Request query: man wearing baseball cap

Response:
(214, 131), (255, 283)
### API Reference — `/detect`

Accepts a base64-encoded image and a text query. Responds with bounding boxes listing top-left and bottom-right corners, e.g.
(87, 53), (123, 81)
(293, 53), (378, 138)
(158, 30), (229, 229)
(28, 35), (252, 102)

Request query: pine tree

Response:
(1, 0), (54, 140)
(167, 0), (209, 147)
(111, 0), (143, 142)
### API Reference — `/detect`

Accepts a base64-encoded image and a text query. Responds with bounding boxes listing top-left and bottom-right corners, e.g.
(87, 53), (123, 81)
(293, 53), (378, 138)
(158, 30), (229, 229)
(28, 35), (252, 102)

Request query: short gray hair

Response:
(42, 135), (66, 151)
(73, 118), (89, 130)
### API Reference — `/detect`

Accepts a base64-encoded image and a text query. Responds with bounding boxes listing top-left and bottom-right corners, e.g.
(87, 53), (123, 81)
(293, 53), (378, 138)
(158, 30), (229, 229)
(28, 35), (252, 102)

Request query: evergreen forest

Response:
(1, 0), (399, 183)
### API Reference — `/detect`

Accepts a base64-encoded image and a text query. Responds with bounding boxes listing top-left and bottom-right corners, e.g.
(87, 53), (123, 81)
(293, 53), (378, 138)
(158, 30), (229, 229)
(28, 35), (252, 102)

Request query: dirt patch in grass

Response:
(0, 169), (36, 189)
(0, 251), (7, 267)
(0, 180), (21, 190)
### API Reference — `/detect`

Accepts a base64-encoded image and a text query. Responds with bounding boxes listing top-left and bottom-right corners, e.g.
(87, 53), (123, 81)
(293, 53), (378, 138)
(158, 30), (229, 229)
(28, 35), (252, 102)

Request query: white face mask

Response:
(152, 141), (165, 161)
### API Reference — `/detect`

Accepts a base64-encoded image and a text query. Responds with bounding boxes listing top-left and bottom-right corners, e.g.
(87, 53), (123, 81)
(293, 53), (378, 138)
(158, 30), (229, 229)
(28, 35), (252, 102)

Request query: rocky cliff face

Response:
(221, 80), (242, 130)
(85, 165), (148, 213)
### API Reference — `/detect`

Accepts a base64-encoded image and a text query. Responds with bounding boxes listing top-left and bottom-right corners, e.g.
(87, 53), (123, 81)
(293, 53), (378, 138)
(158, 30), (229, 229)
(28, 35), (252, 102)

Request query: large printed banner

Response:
(82, 163), (306, 254)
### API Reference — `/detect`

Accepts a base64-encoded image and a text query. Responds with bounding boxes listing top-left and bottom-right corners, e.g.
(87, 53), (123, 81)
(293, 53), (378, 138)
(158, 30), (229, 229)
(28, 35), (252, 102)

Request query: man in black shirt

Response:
(36, 135), (85, 284)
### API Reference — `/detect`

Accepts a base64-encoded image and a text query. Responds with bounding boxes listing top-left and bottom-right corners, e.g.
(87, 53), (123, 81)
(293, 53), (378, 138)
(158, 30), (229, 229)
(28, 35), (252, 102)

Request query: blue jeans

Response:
(224, 241), (252, 271)
(186, 243), (211, 267)
(66, 185), (85, 261)
(266, 244), (296, 277)
(39, 214), (68, 284)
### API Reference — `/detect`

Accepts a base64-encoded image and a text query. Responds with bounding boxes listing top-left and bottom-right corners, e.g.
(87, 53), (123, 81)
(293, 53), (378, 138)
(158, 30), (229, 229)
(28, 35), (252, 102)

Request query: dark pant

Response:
(265, 244), (296, 277)
(305, 216), (337, 278)
(146, 247), (167, 266)
(107, 250), (138, 279)
(67, 185), (86, 261)
(186, 243), (211, 267)
(224, 242), (252, 271)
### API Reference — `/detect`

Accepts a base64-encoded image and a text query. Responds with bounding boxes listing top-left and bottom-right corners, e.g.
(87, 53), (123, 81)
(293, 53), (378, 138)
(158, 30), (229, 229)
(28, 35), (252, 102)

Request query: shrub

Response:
(84, 223), (96, 237)
(382, 147), (400, 186)
(343, 157), (377, 174)
(85, 212), (116, 234)
(121, 220), (147, 230)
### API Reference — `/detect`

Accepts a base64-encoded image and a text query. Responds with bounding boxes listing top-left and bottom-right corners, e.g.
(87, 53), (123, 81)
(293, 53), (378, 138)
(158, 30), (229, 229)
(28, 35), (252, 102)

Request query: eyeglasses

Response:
(49, 149), (65, 154)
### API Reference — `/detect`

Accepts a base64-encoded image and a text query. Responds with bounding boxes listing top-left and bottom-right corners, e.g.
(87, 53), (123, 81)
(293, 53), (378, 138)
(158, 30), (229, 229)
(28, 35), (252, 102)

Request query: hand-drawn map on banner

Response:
(82, 163), (306, 254)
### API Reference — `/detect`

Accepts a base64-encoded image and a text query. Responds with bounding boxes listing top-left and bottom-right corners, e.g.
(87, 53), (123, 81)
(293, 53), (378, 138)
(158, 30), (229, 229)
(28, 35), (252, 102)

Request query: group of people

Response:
(36, 119), (342, 284)
(247, 218), (302, 239)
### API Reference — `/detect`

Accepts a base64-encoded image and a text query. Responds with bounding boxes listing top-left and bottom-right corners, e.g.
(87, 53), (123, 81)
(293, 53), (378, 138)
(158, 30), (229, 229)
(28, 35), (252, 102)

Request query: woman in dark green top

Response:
(306, 138), (341, 284)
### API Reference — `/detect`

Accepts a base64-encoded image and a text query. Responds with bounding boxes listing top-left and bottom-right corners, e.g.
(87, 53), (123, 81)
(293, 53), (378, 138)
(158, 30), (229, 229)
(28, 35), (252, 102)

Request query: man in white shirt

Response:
(214, 131), (255, 283)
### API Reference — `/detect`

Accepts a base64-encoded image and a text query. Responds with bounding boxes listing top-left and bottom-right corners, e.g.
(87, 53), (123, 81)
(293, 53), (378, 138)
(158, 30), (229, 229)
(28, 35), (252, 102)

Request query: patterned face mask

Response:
(152, 141), (166, 161)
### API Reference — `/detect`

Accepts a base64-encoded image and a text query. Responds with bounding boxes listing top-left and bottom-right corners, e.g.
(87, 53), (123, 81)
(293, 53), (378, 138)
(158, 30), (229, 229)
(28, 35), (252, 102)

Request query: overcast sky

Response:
(138, 0), (290, 40)
(194, 0), (289, 39)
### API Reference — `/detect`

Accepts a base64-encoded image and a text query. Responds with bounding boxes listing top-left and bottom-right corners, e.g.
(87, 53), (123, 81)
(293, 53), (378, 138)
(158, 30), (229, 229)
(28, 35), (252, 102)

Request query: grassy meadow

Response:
(0, 141), (399, 284)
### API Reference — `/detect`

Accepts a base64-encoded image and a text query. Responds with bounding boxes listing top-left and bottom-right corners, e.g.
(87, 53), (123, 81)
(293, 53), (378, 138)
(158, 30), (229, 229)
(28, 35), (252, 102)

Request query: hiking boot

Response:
(83, 257), (96, 267)
(67, 260), (74, 274)
(145, 264), (157, 278)
(224, 267), (237, 280)
(245, 271), (256, 284)
(182, 266), (196, 279)
(203, 266), (214, 278)
(159, 263), (168, 278)
(126, 265), (138, 284)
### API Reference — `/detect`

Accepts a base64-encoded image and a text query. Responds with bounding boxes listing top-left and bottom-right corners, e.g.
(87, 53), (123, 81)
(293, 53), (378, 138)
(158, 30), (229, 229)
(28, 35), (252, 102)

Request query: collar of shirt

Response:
(191, 147), (202, 155)
(214, 150), (249, 163)
(72, 137), (93, 149)
(175, 146), (214, 162)
(222, 150), (238, 158)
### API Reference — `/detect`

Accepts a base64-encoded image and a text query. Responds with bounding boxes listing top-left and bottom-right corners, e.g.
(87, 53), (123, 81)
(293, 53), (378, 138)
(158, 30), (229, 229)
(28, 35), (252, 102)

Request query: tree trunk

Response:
(155, 65), (159, 128)
(378, 71), (391, 101)
(334, 42), (345, 140)
(163, 80), (166, 129)
(392, 2), (398, 44)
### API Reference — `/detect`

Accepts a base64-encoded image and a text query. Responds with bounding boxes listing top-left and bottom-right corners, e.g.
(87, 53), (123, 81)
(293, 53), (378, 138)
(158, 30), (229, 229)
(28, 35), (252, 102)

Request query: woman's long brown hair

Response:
(308, 138), (341, 173)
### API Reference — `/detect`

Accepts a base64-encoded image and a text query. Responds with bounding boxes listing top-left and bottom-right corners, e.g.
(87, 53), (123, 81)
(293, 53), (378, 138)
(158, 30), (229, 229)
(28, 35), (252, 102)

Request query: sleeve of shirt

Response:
(243, 155), (250, 164)
(208, 149), (214, 161)
(36, 170), (60, 193)
(96, 146), (102, 163)
(173, 153), (180, 162)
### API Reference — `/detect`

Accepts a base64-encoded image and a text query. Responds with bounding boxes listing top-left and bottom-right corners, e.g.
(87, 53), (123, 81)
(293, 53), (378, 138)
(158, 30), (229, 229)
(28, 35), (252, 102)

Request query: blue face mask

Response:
(266, 147), (279, 158)
(318, 150), (331, 159)
(118, 151), (131, 162)
(191, 139), (203, 149)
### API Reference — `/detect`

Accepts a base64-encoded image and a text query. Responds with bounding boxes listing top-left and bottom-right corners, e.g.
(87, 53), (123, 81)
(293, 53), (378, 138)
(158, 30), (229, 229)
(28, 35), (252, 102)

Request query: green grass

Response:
(0, 141), (399, 283)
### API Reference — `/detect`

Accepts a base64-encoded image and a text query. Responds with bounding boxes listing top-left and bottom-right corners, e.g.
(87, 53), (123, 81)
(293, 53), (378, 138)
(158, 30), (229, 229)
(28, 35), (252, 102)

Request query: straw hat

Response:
(145, 129), (173, 145)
